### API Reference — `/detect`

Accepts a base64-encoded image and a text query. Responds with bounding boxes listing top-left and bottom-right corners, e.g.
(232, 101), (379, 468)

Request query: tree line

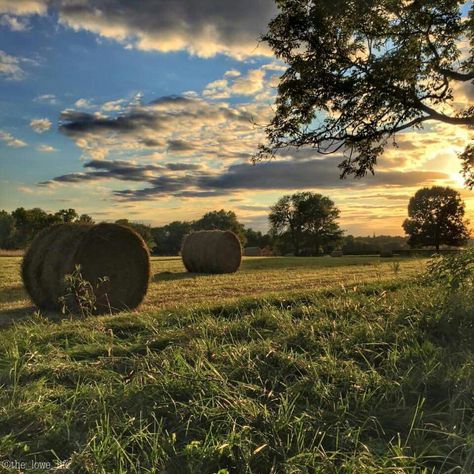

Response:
(0, 186), (470, 255)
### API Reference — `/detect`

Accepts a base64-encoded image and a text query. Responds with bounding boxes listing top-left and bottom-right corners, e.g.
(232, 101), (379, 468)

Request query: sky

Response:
(0, 0), (472, 236)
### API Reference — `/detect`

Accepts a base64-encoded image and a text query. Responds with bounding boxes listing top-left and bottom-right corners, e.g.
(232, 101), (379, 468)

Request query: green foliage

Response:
(152, 221), (193, 255)
(59, 265), (110, 317)
(427, 248), (474, 292)
(343, 234), (408, 255)
(403, 186), (470, 251)
(269, 191), (343, 255)
(193, 209), (246, 245)
(0, 208), (95, 249)
(258, 0), (473, 179)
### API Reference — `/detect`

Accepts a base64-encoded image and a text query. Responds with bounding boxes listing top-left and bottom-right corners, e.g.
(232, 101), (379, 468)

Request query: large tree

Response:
(403, 186), (470, 251)
(269, 192), (342, 255)
(152, 221), (193, 255)
(259, 0), (474, 181)
(194, 210), (246, 245)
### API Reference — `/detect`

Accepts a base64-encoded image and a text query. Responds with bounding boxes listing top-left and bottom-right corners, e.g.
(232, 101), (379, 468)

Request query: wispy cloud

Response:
(0, 50), (26, 81)
(0, 14), (30, 31)
(0, 129), (27, 147)
(37, 144), (57, 152)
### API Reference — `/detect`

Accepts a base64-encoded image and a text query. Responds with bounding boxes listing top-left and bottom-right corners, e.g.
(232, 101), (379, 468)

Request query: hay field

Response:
(0, 255), (473, 473)
(1, 255), (424, 322)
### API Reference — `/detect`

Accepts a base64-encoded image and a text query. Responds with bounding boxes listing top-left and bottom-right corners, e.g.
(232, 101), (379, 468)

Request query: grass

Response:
(0, 256), (473, 472)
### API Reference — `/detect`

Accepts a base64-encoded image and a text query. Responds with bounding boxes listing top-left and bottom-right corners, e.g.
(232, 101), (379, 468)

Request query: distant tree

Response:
(194, 210), (246, 245)
(11, 207), (58, 247)
(78, 214), (94, 224)
(403, 187), (470, 252)
(115, 219), (155, 251)
(0, 210), (16, 249)
(152, 221), (193, 255)
(258, 1), (474, 181)
(269, 192), (342, 255)
(55, 208), (79, 223)
(244, 228), (271, 248)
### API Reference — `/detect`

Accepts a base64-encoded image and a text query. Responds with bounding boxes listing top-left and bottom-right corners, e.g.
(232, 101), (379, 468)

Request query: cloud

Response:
(56, 0), (276, 59)
(41, 155), (449, 202)
(203, 68), (267, 98)
(0, 130), (27, 147)
(0, 0), (46, 15)
(0, 14), (29, 31)
(37, 144), (57, 152)
(74, 98), (94, 109)
(30, 118), (52, 133)
(0, 0), (276, 59)
(34, 94), (58, 104)
(0, 50), (26, 80)
(57, 94), (261, 161)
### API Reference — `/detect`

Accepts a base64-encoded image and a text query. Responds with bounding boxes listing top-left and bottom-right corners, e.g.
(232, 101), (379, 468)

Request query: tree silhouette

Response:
(269, 192), (342, 255)
(259, 0), (473, 181)
(403, 186), (470, 252)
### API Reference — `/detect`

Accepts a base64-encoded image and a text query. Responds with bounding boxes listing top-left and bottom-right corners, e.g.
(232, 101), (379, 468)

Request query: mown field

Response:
(0, 256), (473, 473)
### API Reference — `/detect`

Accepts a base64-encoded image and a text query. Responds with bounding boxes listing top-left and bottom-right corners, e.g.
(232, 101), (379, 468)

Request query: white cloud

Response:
(0, 14), (29, 31)
(37, 144), (57, 152)
(74, 98), (94, 109)
(1, 0), (276, 59)
(0, 50), (25, 80)
(0, 0), (47, 15)
(34, 94), (58, 104)
(204, 66), (272, 98)
(0, 130), (27, 147)
(30, 118), (52, 133)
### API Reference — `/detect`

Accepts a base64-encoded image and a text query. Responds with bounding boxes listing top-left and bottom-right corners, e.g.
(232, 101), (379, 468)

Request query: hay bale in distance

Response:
(244, 246), (262, 257)
(380, 250), (394, 258)
(331, 250), (344, 257)
(181, 230), (241, 274)
(22, 223), (150, 314)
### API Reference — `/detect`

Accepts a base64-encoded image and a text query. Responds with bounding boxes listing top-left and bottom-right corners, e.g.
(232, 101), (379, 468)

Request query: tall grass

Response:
(0, 278), (472, 473)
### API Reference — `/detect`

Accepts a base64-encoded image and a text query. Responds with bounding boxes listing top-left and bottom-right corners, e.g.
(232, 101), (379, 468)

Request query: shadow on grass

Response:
(0, 285), (28, 304)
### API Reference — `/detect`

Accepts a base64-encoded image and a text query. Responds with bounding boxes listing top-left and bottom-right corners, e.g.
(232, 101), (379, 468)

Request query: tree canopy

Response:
(194, 210), (247, 245)
(402, 186), (470, 251)
(259, 0), (474, 180)
(269, 191), (343, 255)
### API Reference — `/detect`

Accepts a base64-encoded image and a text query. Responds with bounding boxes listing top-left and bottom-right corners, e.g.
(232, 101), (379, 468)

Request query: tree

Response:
(403, 186), (470, 251)
(269, 192), (342, 255)
(152, 221), (193, 255)
(78, 214), (94, 224)
(194, 210), (246, 245)
(11, 207), (58, 247)
(244, 227), (271, 248)
(115, 219), (156, 251)
(55, 208), (79, 223)
(0, 210), (16, 249)
(259, 1), (474, 180)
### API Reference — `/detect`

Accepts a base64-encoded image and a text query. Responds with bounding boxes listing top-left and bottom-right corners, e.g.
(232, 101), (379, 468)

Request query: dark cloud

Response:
(59, 96), (254, 141)
(54, 0), (277, 58)
(39, 156), (449, 201)
(167, 139), (195, 152)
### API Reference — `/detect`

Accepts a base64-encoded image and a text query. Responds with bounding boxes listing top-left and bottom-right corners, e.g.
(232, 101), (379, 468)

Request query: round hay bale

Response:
(331, 250), (344, 257)
(380, 250), (394, 258)
(22, 223), (150, 314)
(181, 230), (241, 274)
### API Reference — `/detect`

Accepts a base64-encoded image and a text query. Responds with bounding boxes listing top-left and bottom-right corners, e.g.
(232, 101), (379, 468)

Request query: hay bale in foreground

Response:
(22, 223), (150, 314)
(181, 230), (241, 274)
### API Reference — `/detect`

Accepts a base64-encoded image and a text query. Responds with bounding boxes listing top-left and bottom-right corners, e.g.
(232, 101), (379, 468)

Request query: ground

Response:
(0, 256), (472, 473)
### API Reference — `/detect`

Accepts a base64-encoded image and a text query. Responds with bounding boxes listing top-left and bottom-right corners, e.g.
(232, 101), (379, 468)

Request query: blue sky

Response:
(0, 0), (472, 235)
